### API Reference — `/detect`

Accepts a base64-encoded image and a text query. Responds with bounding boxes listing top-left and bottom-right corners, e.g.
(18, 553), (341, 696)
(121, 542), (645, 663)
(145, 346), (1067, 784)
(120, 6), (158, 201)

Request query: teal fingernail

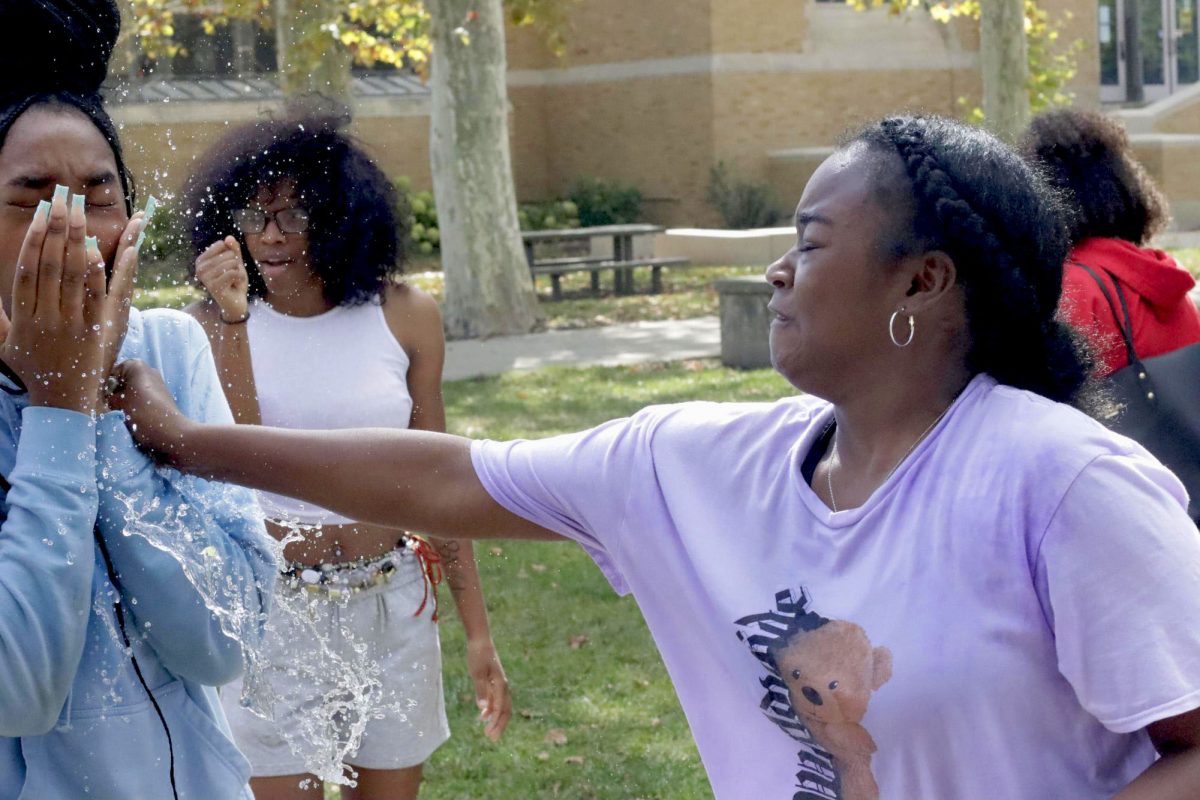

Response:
(71, 193), (85, 212)
(53, 184), (68, 204)
(36, 200), (50, 220)
(85, 235), (98, 251)
(135, 196), (158, 252)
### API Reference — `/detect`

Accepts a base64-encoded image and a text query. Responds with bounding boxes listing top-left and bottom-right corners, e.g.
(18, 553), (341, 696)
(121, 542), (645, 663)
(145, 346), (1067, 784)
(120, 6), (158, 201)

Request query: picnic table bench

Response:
(522, 224), (691, 300)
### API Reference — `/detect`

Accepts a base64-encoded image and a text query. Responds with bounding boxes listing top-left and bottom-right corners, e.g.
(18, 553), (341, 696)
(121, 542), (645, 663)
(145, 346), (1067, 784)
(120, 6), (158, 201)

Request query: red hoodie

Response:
(1061, 237), (1200, 375)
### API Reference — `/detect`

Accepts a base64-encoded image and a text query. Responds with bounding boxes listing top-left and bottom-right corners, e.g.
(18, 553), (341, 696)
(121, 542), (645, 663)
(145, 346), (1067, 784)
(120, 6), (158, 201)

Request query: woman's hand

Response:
(0, 190), (107, 413)
(466, 635), (512, 741)
(195, 236), (249, 322)
(96, 211), (145, 392)
(107, 359), (192, 464)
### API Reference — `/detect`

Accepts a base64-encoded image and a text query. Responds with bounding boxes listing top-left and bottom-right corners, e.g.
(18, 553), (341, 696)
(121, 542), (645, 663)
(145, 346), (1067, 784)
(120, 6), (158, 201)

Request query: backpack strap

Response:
(0, 358), (24, 397)
(1072, 261), (1140, 367)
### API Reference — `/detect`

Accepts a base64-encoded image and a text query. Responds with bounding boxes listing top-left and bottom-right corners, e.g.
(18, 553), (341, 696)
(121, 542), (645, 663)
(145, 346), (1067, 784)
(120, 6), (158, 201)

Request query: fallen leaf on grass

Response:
(530, 563), (547, 573)
(564, 755), (585, 765)
(536, 751), (550, 761)
(569, 634), (589, 650)
(650, 717), (662, 728)
(488, 547), (503, 557)
(519, 708), (544, 720)
(545, 728), (568, 746)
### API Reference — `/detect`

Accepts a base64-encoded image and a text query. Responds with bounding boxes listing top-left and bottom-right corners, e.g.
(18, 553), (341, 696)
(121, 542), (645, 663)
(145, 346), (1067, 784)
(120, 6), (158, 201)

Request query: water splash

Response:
(109, 479), (403, 785)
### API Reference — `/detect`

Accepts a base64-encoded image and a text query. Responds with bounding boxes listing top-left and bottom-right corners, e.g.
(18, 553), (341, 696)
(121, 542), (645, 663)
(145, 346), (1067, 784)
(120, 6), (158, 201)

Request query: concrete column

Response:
(1125, 0), (1145, 103)
(715, 276), (773, 369)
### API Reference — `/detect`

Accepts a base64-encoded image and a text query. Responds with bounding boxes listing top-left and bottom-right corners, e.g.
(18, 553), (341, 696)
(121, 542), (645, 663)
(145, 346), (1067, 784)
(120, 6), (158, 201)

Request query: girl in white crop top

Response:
(182, 115), (510, 799)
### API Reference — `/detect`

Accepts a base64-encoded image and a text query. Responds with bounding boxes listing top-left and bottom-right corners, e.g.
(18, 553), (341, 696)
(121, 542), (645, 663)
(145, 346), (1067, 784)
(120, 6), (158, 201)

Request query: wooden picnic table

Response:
(521, 224), (690, 300)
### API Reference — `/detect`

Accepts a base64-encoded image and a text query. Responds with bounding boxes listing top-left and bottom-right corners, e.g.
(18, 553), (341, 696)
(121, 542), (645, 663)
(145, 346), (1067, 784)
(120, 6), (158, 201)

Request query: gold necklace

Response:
(825, 399), (958, 513)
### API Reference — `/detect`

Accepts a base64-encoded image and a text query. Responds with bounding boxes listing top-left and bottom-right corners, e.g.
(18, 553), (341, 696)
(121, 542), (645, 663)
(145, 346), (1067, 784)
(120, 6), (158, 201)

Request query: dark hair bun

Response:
(0, 0), (122, 103)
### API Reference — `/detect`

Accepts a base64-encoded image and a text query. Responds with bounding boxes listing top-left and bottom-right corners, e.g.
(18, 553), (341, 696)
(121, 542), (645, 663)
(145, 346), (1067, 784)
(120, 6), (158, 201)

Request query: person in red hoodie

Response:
(1021, 108), (1200, 375)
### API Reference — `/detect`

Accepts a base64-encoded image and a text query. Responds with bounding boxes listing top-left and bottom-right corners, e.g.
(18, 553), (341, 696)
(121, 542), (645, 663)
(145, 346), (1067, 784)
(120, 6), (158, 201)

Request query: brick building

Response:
(110, 1), (1200, 228)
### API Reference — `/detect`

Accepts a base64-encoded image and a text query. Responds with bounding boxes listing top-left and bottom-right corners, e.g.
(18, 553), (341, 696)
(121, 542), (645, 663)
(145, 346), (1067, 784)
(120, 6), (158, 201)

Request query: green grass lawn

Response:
(1168, 246), (1200, 278)
(408, 361), (794, 800)
(408, 266), (763, 331)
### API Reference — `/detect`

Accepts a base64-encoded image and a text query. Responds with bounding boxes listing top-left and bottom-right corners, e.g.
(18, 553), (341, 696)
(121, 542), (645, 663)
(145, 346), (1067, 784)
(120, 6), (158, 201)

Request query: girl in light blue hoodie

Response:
(0, 2), (276, 798)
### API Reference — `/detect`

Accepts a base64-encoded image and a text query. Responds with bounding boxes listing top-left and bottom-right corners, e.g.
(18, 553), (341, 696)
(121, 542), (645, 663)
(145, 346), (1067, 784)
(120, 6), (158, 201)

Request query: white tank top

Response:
(247, 297), (413, 525)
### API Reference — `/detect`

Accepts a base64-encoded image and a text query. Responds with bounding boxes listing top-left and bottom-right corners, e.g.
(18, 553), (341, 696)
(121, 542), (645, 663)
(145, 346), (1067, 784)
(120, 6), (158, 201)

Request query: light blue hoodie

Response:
(0, 308), (277, 799)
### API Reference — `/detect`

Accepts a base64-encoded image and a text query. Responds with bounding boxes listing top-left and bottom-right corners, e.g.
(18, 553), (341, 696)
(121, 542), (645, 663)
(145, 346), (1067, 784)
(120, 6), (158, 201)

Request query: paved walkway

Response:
(444, 316), (720, 381)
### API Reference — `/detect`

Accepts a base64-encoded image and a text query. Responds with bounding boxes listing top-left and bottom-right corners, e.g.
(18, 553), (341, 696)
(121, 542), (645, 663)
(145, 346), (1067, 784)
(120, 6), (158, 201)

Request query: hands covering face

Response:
(0, 186), (142, 414)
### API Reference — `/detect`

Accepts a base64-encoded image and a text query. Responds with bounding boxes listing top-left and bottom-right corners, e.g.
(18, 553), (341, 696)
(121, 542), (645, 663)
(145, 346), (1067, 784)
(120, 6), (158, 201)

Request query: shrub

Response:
(138, 203), (193, 288)
(518, 199), (581, 231)
(706, 162), (782, 229)
(568, 177), (643, 227)
(395, 176), (439, 256)
(394, 177), (594, 255)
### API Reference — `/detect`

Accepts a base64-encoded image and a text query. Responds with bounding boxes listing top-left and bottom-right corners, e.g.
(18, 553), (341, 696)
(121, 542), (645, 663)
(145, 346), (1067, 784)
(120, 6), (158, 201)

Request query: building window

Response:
(141, 15), (276, 78)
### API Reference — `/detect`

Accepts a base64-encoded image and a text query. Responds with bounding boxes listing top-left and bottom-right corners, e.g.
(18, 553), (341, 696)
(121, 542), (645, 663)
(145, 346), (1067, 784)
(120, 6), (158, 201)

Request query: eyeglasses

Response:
(234, 207), (311, 235)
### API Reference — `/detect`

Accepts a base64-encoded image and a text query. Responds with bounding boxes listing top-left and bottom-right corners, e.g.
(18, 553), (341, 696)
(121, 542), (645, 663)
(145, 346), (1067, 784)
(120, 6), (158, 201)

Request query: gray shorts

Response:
(221, 550), (450, 776)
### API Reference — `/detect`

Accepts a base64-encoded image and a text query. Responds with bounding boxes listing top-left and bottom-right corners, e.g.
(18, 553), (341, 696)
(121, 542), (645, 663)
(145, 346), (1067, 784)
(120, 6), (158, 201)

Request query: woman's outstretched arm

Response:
(110, 358), (559, 542)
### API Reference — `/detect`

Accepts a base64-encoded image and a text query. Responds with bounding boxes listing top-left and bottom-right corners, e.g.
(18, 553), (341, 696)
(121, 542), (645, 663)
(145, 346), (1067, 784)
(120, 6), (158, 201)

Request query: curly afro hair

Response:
(1019, 108), (1168, 247)
(183, 113), (406, 307)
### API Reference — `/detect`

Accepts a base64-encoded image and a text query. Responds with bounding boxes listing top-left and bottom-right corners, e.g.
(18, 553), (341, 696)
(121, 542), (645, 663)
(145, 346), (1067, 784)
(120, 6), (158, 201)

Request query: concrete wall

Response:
(512, 0), (982, 224)
(1041, 0), (1101, 108)
(113, 95), (433, 202)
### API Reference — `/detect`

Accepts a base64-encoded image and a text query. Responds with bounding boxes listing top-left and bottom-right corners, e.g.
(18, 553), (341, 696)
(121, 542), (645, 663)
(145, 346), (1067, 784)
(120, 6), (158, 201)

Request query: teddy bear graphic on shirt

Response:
(736, 588), (892, 800)
(770, 615), (892, 800)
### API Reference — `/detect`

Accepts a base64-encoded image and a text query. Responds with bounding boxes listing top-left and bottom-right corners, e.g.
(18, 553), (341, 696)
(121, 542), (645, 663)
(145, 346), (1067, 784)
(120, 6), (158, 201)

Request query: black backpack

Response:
(1076, 262), (1200, 526)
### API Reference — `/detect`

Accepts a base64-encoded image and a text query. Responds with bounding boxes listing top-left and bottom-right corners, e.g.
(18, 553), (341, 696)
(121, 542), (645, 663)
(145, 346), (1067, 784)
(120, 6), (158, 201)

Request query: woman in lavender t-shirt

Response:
(111, 115), (1200, 799)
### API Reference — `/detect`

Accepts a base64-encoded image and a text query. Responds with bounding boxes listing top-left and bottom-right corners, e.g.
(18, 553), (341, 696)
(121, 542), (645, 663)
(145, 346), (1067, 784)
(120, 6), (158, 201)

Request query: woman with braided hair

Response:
(112, 115), (1200, 799)
(0, 2), (276, 798)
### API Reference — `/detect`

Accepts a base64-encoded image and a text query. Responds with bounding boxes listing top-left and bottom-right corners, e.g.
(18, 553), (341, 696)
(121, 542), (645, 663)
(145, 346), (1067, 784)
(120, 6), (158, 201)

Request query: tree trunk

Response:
(273, 0), (352, 100)
(979, 0), (1030, 142)
(427, 0), (542, 339)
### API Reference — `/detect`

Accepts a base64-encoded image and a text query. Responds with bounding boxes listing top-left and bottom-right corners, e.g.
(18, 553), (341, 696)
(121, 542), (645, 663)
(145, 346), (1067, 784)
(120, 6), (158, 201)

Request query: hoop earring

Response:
(888, 309), (915, 348)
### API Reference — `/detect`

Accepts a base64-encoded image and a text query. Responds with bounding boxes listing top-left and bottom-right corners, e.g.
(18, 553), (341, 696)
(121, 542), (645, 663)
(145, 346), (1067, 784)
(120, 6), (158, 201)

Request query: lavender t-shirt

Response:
(471, 374), (1200, 800)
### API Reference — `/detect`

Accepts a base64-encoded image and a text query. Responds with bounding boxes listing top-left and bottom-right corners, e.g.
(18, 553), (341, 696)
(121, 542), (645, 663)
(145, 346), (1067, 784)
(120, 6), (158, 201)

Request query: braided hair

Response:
(848, 115), (1096, 407)
(1020, 108), (1168, 247)
(0, 0), (135, 215)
